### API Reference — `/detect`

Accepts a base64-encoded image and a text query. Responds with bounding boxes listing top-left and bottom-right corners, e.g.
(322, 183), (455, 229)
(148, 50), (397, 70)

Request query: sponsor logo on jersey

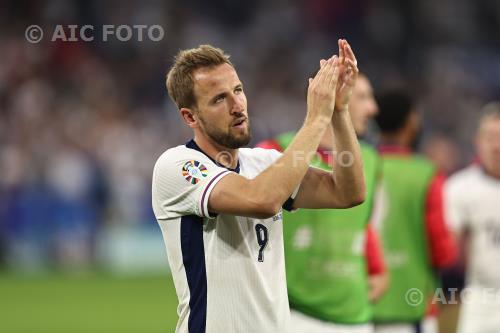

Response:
(182, 160), (208, 184)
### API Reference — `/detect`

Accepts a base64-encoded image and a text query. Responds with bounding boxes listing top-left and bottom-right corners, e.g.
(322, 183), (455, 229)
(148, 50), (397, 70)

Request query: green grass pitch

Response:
(0, 272), (179, 333)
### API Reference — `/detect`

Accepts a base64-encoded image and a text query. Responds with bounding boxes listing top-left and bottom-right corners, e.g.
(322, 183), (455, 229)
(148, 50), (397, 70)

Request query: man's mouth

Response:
(232, 118), (247, 128)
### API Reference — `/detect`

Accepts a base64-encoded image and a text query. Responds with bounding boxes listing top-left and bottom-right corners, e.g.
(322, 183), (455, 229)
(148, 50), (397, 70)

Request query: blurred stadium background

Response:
(1, 0), (500, 332)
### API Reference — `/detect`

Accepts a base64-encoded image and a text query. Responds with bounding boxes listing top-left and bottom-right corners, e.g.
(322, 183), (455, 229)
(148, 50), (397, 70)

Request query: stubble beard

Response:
(199, 116), (252, 149)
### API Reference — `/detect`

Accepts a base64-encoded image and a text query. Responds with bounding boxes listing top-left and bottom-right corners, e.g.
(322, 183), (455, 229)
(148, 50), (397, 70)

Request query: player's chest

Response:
(466, 192), (500, 247)
(465, 185), (500, 220)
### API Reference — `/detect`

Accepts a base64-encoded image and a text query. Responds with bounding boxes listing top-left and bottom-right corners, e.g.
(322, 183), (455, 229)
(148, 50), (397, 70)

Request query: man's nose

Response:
(230, 95), (245, 114)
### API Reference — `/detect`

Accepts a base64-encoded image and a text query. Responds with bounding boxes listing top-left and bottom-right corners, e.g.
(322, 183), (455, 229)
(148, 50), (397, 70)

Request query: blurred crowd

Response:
(1, 0), (500, 270)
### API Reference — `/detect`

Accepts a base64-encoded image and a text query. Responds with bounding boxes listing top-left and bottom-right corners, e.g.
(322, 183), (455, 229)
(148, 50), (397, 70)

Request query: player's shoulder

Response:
(240, 146), (281, 160)
(153, 144), (218, 177)
(156, 144), (189, 160)
(239, 146), (281, 161)
(398, 154), (437, 177)
(154, 144), (191, 167)
(447, 164), (482, 188)
(446, 165), (484, 201)
(410, 154), (435, 167)
(238, 147), (281, 172)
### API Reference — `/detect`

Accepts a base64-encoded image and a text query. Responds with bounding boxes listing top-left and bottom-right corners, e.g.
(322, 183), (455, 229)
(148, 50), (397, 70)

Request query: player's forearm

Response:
(250, 117), (331, 213)
(222, 56), (339, 217)
(330, 109), (365, 205)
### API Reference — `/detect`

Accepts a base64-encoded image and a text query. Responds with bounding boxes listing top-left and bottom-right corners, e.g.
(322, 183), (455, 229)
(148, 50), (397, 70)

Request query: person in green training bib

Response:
(258, 72), (388, 333)
(372, 90), (457, 333)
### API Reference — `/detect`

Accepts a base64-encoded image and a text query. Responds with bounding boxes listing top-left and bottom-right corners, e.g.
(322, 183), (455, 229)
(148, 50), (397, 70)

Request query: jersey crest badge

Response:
(182, 160), (208, 184)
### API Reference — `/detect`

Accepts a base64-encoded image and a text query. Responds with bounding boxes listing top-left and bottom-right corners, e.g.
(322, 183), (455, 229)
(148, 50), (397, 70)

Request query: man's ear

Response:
(180, 107), (198, 129)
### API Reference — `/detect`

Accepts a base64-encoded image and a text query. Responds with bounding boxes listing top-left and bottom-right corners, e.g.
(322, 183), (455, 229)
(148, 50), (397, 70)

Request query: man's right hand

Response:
(306, 56), (340, 125)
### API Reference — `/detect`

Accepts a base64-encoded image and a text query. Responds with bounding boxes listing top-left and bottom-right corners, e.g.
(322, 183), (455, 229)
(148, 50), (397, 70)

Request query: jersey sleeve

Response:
(365, 223), (386, 275)
(152, 150), (232, 220)
(425, 172), (457, 268)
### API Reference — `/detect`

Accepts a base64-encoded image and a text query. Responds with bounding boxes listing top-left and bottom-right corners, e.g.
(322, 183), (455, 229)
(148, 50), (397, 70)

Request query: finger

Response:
(342, 41), (350, 62)
(344, 41), (358, 66)
(318, 56), (333, 87)
(312, 57), (329, 85)
(328, 56), (340, 88)
(318, 56), (332, 78)
(338, 39), (345, 64)
(345, 58), (359, 74)
(341, 60), (358, 87)
(333, 57), (340, 82)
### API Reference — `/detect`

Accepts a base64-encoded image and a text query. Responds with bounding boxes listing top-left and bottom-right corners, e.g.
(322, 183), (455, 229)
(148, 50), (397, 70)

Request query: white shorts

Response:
(456, 286), (500, 333)
(290, 309), (374, 333)
(374, 317), (437, 333)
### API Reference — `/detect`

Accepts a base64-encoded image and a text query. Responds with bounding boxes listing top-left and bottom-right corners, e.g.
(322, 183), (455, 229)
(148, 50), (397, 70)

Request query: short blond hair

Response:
(166, 45), (233, 109)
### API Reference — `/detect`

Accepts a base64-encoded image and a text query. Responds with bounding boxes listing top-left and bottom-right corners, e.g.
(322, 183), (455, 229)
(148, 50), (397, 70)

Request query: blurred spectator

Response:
(422, 134), (461, 175)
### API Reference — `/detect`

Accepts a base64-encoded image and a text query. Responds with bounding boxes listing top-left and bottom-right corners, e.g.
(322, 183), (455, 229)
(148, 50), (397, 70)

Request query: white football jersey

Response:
(152, 139), (292, 333)
(445, 165), (500, 289)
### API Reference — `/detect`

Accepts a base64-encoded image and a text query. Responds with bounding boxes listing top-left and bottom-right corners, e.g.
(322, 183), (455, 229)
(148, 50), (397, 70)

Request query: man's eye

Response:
(214, 96), (224, 103)
(235, 87), (243, 93)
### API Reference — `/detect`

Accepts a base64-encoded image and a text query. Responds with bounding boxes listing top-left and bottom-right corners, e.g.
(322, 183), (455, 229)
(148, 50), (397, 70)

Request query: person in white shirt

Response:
(445, 102), (500, 333)
(152, 40), (366, 333)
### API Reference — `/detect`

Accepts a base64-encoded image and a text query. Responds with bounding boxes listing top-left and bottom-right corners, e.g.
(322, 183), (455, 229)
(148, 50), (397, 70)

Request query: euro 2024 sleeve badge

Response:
(182, 160), (208, 184)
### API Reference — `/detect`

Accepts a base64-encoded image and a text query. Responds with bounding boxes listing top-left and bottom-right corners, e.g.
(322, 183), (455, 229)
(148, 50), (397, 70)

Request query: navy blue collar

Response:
(185, 139), (240, 173)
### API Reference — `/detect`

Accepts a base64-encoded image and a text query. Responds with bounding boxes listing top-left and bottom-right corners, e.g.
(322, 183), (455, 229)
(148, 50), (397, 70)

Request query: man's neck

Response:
(193, 134), (239, 169)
